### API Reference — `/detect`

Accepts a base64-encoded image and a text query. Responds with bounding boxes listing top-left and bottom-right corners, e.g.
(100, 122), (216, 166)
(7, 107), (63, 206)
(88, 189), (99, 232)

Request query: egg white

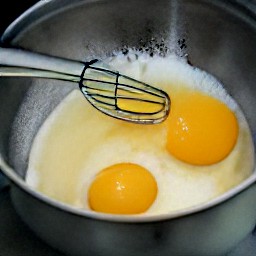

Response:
(26, 54), (255, 215)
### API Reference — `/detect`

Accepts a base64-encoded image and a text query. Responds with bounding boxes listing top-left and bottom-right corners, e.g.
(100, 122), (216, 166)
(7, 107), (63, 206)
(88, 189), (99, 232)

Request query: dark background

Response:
(0, 0), (39, 37)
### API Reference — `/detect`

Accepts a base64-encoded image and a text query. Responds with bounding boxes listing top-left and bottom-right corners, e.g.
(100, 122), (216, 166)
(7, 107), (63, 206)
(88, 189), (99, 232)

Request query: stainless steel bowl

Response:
(1, 0), (256, 255)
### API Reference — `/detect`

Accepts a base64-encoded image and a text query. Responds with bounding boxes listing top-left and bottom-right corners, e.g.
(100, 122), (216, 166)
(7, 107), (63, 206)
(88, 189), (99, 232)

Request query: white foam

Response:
(25, 52), (254, 215)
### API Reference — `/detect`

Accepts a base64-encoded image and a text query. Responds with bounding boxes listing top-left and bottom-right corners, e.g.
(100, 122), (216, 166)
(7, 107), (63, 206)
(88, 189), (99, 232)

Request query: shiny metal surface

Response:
(0, 187), (255, 256)
(1, 0), (256, 255)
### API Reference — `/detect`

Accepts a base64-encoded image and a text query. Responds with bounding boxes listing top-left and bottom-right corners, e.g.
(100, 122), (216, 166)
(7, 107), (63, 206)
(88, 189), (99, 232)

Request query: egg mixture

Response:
(26, 53), (255, 215)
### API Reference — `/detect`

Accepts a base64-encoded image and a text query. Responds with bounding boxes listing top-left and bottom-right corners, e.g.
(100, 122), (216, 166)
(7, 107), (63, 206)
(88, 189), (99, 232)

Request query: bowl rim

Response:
(2, 0), (256, 44)
(1, 0), (104, 44)
(1, 155), (256, 223)
(1, 0), (256, 223)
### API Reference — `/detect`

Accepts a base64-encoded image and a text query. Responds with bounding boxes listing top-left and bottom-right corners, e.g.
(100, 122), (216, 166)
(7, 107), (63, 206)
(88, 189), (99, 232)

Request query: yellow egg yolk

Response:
(166, 91), (239, 165)
(88, 163), (158, 214)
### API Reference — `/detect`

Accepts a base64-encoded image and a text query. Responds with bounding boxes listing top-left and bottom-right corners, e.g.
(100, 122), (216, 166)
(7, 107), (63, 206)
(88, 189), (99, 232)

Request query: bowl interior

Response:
(1, 0), (256, 200)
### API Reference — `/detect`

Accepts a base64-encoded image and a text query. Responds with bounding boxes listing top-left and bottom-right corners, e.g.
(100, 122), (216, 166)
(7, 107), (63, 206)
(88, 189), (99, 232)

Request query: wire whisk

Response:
(0, 47), (170, 124)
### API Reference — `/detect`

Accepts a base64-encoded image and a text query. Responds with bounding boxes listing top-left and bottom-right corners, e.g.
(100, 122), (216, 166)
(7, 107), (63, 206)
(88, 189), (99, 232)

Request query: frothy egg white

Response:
(26, 54), (254, 215)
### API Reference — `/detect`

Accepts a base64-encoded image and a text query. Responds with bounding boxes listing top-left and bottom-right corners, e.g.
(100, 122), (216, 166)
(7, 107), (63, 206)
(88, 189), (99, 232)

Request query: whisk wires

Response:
(79, 60), (170, 124)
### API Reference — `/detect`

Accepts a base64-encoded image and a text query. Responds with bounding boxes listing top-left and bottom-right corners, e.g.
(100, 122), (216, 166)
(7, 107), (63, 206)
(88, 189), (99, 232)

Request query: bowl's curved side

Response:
(10, 181), (256, 256)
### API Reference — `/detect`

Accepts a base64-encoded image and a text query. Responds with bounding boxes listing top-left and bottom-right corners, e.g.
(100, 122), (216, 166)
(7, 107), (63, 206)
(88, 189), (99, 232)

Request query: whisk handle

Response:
(0, 47), (84, 82)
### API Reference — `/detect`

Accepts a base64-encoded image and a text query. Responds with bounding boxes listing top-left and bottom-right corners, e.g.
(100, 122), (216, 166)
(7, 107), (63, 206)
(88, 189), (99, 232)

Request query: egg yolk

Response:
(88, 163), (158, 214)
(166, 91), (239, 165)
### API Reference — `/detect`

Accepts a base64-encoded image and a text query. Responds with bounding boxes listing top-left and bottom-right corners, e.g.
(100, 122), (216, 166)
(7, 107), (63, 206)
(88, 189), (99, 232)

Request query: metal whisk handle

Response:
(0, 47), (85, 82)
(0, 47), (170, 124)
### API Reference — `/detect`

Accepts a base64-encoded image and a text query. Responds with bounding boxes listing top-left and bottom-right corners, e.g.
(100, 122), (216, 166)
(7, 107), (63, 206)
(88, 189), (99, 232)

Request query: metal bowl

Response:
(1, 0), (256, 255)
